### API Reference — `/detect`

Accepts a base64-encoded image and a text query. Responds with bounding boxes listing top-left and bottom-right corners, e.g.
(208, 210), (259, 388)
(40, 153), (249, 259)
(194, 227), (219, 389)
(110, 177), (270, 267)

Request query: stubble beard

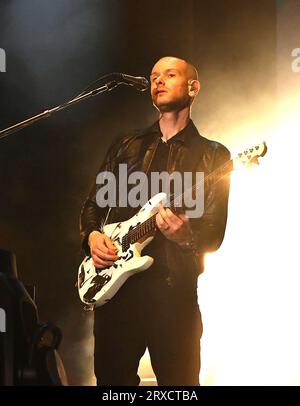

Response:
(153, 95), (190, 113)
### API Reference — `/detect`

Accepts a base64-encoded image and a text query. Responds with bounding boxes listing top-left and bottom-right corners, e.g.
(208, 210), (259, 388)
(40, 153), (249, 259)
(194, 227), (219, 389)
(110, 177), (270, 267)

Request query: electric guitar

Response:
(77, 142), (267, 308)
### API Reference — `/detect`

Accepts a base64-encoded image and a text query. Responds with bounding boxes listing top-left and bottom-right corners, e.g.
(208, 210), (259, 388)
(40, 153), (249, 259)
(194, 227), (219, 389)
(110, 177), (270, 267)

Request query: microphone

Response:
(115, 73), (149, 91)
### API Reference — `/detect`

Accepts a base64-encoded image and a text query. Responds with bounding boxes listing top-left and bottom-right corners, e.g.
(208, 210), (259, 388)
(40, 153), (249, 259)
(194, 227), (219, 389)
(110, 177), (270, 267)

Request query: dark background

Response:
(0, 0), (276, 384)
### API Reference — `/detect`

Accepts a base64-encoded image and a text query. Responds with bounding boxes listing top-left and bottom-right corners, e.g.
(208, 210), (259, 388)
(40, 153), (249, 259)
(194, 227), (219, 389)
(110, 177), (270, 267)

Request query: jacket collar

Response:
(138, 119), (201, 145)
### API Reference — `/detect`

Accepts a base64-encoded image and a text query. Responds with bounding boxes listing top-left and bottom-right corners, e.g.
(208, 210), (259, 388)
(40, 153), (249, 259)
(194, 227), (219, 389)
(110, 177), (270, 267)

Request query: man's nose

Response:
(155, 75), (164, 85)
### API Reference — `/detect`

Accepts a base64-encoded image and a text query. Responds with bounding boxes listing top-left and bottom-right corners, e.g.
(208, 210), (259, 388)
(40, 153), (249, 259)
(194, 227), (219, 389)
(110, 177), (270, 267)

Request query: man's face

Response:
(150, 57), (192, 112)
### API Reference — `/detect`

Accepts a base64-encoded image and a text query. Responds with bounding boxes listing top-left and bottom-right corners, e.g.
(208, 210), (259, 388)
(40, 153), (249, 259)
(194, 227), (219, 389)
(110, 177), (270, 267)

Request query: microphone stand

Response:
(0, 79), (120, 140)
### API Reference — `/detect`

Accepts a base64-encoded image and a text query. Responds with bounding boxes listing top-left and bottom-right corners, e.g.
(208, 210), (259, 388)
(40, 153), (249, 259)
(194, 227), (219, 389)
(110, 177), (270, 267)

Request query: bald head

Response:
(151, 56), (198, 81)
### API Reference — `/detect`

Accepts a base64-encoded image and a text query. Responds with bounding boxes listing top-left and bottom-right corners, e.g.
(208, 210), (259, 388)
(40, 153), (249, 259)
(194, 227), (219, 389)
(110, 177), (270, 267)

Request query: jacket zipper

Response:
(144, 137), (160, 176)
(167, 142), (173, 173)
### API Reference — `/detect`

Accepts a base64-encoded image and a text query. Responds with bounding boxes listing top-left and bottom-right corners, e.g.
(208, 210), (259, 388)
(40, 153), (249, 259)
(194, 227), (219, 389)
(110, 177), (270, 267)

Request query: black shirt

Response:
(143, 120), (193, 276)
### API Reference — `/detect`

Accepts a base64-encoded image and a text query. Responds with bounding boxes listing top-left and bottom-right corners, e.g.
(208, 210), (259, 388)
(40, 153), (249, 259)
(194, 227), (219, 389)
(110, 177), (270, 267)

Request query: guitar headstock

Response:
(233, 141), (267, 169)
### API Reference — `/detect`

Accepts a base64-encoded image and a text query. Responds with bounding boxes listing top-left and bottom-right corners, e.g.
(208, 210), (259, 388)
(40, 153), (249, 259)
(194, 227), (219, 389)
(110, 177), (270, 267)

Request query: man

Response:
(80, 56), (230, 386)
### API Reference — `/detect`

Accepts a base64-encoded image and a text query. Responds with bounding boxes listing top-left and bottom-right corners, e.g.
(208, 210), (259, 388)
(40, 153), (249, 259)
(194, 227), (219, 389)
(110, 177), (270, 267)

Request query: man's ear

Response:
(188, 80), (200, 96)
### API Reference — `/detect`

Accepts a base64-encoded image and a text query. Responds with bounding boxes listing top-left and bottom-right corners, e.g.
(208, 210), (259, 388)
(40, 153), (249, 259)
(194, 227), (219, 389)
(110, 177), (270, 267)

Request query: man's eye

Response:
(167, 73), (175, 78)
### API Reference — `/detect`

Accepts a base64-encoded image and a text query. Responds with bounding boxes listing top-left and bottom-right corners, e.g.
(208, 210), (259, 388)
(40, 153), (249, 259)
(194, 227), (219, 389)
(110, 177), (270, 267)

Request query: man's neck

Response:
(158, 108), (191, 141)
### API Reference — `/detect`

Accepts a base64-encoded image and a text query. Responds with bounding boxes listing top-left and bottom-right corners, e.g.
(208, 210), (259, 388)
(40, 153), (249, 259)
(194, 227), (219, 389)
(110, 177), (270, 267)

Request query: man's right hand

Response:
(88, 231), (119, 269)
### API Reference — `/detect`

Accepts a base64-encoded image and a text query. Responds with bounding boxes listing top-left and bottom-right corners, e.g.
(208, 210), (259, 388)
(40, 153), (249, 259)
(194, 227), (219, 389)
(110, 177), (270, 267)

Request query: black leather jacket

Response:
(80, 120), (230, 284)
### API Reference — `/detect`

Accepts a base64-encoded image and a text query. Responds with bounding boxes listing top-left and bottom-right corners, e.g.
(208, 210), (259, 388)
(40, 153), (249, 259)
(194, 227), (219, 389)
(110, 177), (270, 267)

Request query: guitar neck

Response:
(172, 159), (233, 209)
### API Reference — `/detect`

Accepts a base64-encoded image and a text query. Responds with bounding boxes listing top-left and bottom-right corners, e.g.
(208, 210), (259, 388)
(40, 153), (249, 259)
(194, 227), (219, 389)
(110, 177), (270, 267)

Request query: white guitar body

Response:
(78, 192), (167, 307)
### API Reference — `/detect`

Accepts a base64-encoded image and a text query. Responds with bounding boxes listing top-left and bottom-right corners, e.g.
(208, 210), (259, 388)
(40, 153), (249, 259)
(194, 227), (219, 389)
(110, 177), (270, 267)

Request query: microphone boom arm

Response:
(0, 79), (120, 140)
